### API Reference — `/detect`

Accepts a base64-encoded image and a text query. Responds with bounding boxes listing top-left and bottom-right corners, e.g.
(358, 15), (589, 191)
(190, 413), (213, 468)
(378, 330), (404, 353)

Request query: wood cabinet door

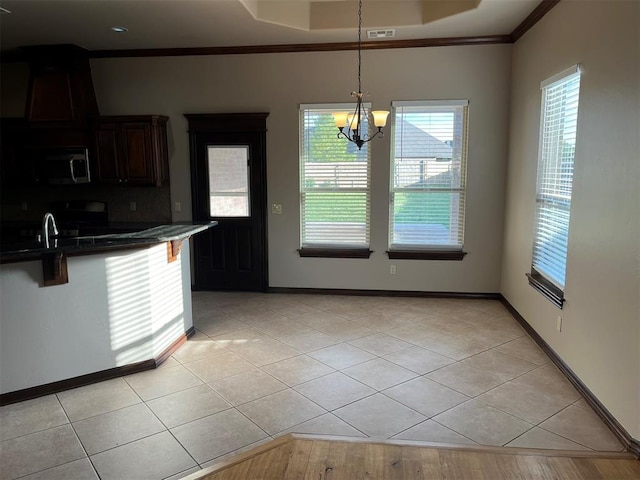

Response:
(94, 125), (122, 184)
(121, 123), (155, 185)
(93, 116), (169, 186)
(27, 72), (75, 122)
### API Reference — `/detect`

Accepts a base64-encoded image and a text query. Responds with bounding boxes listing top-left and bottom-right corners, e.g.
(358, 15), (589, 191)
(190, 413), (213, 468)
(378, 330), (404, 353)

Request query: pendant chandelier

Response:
(333, 0), (389, 150)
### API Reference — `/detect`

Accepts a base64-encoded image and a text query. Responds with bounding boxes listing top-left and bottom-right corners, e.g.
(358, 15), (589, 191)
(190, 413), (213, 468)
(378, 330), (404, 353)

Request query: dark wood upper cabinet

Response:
(3, 45), (171, 188)
(94, 116), (169, 187)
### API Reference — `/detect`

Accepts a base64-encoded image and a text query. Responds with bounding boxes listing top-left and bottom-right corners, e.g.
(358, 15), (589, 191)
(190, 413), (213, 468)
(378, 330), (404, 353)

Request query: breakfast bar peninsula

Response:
(0, 222), (216, 403)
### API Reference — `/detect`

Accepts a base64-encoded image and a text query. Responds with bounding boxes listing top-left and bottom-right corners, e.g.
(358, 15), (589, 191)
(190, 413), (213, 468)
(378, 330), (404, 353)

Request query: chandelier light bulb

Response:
(333, 112), (349, 129)
(371, 110), (390, 128)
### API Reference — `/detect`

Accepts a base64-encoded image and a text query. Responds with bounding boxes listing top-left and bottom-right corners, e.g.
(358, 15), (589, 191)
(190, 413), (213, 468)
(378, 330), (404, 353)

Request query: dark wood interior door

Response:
(186, 113), (268, 291)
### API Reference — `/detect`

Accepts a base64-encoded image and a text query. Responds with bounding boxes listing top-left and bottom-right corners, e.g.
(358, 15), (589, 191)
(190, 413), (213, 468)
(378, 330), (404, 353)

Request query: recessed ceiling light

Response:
(111, 26), (128, 33)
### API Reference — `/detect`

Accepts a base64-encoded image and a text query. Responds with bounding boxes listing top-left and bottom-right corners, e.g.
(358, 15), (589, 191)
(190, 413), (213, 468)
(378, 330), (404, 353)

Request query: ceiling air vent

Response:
(367, 29), (395, 39)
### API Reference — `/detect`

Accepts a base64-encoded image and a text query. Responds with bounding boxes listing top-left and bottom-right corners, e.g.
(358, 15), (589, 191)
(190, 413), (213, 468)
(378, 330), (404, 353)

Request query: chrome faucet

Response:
(42, 212), (59, 248)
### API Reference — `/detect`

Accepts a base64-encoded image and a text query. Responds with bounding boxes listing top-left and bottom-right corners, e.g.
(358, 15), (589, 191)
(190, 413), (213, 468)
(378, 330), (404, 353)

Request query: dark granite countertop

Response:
(104, 223), (216, 241)
(0, 221), (217, 264)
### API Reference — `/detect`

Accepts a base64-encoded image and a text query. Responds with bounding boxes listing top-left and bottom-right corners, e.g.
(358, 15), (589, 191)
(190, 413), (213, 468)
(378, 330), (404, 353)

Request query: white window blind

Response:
(532, 66), (581, 289)
(300, 104), (371, 248)
(389, 100), (468, 250)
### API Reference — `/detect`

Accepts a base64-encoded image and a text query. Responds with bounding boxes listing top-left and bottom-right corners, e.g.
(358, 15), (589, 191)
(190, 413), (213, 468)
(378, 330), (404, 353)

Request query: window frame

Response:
(528, 65), (582, 308)
(298, 103), (373, 259)
(387, 100), (469, 261)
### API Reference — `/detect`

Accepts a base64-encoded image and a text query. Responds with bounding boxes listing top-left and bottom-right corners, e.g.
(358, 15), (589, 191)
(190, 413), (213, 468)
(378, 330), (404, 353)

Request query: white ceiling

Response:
(0, 0), (542, 54)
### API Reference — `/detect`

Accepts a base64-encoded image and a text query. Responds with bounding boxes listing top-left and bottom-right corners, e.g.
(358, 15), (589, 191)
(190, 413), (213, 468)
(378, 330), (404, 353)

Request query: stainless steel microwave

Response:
(42, 148), (91, 184)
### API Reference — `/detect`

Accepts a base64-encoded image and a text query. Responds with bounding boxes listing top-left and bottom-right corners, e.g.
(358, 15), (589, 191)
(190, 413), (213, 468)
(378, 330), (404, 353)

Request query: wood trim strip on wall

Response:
(89, 35), (512, 59)
(510, 0), (562, 42)
(268, 286), (501, 300)
(499, 296), (640, 458)
(0, 326), (195, 406)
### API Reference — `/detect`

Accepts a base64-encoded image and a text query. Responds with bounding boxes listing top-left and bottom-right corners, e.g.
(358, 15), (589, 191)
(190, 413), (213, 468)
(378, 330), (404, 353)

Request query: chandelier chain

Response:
(334, 0), (388, 149)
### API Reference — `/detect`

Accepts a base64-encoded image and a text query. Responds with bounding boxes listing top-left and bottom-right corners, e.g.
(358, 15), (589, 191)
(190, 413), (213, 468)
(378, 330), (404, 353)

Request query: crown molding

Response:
(511, 0), (561, 42)
(1, 1), (560, 62)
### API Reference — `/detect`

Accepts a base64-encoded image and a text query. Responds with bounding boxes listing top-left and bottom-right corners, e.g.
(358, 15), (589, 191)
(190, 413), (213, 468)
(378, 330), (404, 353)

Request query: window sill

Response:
(387, 250), (467, 261)
(298, 248), (373, 259)
(526, 272), (565, 309)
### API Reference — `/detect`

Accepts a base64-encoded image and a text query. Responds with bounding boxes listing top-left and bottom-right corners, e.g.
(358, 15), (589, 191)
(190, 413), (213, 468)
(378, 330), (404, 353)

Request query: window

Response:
(207, 146), (250, 217)
(299, 104), (372, 258)
(388, 100), (469, 260)
(527, 65), (581, 308)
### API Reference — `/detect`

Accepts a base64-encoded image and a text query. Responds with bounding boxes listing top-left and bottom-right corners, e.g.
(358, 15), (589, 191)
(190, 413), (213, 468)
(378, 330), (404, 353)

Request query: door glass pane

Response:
(207, 146), (250, 217)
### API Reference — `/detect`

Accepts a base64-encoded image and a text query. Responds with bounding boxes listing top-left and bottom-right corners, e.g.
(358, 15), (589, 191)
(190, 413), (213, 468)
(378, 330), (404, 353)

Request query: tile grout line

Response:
(54, 393), (102, 480)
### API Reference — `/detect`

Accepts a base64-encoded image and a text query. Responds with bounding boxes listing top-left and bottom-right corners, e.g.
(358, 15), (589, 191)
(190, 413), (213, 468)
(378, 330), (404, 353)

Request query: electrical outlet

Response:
(557, 316), (562, 332)
(129, 201), (137, 212)
(21, 201), (28, 211)
(390, 265), (397, 275)
(272, 203), (283, 214)
(174, 202), (182, 212)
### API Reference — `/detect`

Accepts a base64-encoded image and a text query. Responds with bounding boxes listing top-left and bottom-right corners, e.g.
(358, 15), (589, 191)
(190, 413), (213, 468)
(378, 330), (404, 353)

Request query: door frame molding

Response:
(185, 113), (269, 291)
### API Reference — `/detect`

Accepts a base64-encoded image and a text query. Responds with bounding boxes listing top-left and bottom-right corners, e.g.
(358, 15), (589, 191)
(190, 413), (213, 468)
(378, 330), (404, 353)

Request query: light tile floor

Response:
(0, 292), (625, 479)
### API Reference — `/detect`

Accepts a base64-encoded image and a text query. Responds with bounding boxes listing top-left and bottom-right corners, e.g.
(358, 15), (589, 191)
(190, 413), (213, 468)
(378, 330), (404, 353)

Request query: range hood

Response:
(23, 44), (99, 148)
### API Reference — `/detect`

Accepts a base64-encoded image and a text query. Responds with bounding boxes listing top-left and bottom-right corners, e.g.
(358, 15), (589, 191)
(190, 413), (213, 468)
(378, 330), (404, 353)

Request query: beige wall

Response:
(501, 0), (640, 438)
(82, 44), (510, 292)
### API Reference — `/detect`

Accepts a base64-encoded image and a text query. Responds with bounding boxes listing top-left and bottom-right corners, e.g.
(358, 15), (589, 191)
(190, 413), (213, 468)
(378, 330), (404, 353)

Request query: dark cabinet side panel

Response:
(94, 125), (120, 183)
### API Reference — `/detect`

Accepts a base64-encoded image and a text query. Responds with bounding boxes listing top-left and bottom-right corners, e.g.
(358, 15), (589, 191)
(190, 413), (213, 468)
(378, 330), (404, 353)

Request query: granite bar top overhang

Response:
(0, 221), (217, 264)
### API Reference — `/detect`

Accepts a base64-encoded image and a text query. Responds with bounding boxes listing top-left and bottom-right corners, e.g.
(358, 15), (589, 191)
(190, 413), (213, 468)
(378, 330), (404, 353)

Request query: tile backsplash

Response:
(1, 184), (172, 224)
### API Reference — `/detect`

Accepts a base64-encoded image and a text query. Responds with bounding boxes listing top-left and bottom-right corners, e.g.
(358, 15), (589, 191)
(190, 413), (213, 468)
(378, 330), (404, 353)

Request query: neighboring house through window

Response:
(527, 65), (582, 308)
(388, 100), (469, 260)
(299, 104), (372, 258)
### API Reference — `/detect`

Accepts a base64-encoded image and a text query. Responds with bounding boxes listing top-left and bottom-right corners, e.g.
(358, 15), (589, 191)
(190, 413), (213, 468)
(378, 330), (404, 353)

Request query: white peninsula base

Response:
(0, 242), (193, 397)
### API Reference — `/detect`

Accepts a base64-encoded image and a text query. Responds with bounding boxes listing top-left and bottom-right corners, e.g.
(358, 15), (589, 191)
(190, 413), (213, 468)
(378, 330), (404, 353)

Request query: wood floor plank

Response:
(187, 435), (640, 480)
(383, 444), (409, 479)
(576, 457), (640, 480)
(325, 438), (352, 479)
(597, 458), (640, 478)
(438, 450), (478, 479)
(363, 443), (386, 478)
(415, 445), (441, 479)
(246, 443), (292, 478)
(284, 439), (314, 480)
(509, 454), (554, 479)
(558, 457), (590, 480)
(401, 446), (431, 480)
(345, 442), (368, 478)
(302, 439), (333, 479)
